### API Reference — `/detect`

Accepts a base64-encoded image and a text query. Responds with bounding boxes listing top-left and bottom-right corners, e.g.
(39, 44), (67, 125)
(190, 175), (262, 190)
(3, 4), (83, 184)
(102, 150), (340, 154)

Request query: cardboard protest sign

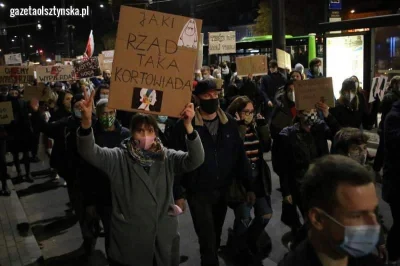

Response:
(109, 6), (203, 117)
(0, 66), (35, 84)
(4, 53), (22, 65)
(294, 78), (335, 110)
(276, 49), (291, 70)
(23, 84), (47, 101)
(236, 55), (268, 77)
(196, 33), (204, 70)
(100, 50), (114, 71)
(208, 31), (236, 55)
(0, 101), (14, 125)
(73, 57), (101, 79)
(35, 65), (75, 83)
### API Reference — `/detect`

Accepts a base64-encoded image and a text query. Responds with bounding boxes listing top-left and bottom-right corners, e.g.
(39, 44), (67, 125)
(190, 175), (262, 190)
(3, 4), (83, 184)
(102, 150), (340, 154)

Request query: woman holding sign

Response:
(75, 90), (204, 266)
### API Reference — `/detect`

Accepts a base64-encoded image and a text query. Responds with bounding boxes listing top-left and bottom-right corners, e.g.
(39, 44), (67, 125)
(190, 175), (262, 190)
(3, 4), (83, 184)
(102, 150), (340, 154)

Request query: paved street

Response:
(4, 141), (393, 266)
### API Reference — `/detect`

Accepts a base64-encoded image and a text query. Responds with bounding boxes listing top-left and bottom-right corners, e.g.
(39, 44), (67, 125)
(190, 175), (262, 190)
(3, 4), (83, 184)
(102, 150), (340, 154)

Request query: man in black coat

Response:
(382, 99), (400, 264)
(279, 155), (384, 266)
(169, 79), (255, 266)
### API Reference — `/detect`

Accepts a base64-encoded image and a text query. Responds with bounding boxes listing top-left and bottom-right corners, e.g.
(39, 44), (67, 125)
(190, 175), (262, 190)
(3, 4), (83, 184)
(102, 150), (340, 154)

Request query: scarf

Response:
(127, 137), (165, 167)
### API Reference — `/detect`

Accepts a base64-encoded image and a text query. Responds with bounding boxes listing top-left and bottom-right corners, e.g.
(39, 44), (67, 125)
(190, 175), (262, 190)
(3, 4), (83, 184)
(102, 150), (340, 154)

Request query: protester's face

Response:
(63, 93), (73, 111)
(100, 89), (109, 97)
(291, 72), (302, 81)
(201, 69), (209, 77)
(198, 90), (219, 100)
(348, 143), (368, 165)
(270, 67), (278, 73)
(320, 182), (378, 255)
(132, 124), (156, 140)
(104, 70), (111, 80)
(239, 102), (254, 121)
(299, 109), (317, 131)
(9, 90), (19, 97)
(100, 106), (116, 119)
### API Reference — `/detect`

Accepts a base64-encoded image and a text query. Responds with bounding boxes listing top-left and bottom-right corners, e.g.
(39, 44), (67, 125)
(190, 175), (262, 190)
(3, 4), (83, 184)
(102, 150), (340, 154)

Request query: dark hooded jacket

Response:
(277, 114), (341, 197)
(329, 97), (363, 129)
(383, 100), (400, 203)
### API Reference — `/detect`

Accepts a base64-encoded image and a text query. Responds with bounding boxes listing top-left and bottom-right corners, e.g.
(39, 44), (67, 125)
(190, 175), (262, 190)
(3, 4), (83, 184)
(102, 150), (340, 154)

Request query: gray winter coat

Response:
(77, 129), (204, 266)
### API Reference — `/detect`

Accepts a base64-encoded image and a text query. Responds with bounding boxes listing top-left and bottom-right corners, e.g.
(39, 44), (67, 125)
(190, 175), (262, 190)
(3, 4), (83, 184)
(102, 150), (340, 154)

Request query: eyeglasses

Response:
(241, 110), (254, 116)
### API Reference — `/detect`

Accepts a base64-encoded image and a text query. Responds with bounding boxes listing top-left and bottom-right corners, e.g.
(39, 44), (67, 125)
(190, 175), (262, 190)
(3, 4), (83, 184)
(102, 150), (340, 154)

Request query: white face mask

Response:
(350, 92), (356, 102)
(100, 94), (109, 99)
(287, 91), (295, 102)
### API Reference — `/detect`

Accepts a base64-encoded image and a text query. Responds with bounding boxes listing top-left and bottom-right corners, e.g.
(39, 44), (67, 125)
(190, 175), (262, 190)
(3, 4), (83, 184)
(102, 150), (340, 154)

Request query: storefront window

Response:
(375, 26), (400, 80)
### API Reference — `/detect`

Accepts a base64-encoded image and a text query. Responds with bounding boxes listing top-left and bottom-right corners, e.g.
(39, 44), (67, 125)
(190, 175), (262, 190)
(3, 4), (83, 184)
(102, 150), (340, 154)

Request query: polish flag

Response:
(84, 30), (94, 58)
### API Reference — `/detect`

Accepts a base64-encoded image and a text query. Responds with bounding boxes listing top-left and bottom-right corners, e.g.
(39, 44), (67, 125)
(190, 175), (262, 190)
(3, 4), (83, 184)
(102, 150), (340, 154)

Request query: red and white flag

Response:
(84, 30), (94, 58)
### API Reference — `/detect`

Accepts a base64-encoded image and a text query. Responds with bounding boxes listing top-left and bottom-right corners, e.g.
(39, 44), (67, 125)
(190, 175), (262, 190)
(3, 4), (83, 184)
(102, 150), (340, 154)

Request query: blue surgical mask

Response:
(74, 108), (82, 118)
(321, 210), (380, 258)
(158, 116), (168, 123)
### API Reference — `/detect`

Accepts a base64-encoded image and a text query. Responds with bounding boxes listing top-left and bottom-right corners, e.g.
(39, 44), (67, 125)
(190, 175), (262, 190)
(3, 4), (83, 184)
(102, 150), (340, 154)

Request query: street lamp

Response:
(30, 45), (33, 48)
(0, 2), (5, 8)
(11, 39), (14, 42)
(46, 58), (51, 62)
(100, 4), (104, 8)
(350, 9), (355, 13)
(27, 34), (31, 38)
(37, 21), (42, 30)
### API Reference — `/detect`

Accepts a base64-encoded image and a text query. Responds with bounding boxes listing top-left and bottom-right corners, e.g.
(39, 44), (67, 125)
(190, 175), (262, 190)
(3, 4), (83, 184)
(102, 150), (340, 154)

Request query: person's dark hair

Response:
(130, 113), (159, 136)
(340, 78), (357, 94)
(283, 80), (294, 92)
(301, 155), (375, 214)
(94, 83), (110, 104)
(56, 89), (73, 109)
(332, 128), (369, 155)
(226, 96), (253, 116)
(309, 58), (322, 69)
(388, 76), (400, 91)
(269, 60), (278, 68)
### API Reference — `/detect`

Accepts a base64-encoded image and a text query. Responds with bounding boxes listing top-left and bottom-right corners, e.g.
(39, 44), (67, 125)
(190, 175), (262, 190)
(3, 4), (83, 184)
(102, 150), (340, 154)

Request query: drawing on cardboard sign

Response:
(132, 87), (163, 112)
(178, 19), (198, 49)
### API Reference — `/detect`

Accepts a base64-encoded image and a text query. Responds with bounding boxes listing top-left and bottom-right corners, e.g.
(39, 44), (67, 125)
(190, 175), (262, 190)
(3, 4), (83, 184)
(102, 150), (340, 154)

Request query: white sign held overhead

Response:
(4, 53), (22, 65)
(208, 31), (236, 55)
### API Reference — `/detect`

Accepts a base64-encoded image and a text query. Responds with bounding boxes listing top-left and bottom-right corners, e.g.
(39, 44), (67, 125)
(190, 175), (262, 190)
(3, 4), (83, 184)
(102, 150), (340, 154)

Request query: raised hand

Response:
(180, 103), (195, 134)
(77, 88), (95, 129)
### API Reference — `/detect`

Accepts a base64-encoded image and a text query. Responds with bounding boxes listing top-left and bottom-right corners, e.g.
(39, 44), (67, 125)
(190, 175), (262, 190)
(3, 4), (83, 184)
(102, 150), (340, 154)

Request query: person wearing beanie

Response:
(169, 79), (255, 266)
(294, 63), (305, 80)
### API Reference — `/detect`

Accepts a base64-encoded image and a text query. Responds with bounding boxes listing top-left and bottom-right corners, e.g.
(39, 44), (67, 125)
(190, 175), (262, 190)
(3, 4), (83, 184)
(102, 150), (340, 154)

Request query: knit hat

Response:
(193, 79), (221, 95)
(294, 63), (305, 74)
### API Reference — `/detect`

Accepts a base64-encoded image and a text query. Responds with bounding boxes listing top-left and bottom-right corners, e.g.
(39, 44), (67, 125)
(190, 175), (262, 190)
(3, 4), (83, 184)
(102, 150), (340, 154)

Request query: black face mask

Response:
(199, 98), (219, 114)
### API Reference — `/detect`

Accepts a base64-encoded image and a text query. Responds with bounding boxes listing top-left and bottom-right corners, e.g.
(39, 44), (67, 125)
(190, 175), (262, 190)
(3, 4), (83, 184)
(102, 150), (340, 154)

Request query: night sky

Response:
(0, 0), (398, 57)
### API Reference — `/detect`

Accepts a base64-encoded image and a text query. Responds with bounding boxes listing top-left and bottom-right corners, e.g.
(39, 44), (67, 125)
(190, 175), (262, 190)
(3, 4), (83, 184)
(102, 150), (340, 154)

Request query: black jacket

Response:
(82, 121), (130, 206)
(260, 73), (286, 104)
(329, 98), (363, 129)
(278, 239), (383, 266)
(270, 87), (296, 139)
(277, 115), (341, 197)
(169, 108), (252, 198)
(379, 89), (400, 133)
(383, 100), (400, 203)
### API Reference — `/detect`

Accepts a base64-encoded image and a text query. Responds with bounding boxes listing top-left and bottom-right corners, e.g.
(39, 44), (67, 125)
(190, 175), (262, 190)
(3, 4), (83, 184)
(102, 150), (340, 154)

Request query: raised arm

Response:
(167, 103), (204, 175)
(75, 87), (121, 177)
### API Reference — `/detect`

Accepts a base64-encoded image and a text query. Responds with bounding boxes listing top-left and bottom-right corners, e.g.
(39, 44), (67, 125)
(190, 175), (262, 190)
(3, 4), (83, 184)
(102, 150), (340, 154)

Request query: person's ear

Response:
(308, 208), (324, 231)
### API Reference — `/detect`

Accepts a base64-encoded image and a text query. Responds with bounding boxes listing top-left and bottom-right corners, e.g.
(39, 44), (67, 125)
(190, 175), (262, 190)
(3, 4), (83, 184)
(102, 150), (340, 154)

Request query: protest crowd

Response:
(0, 7), (400, 266)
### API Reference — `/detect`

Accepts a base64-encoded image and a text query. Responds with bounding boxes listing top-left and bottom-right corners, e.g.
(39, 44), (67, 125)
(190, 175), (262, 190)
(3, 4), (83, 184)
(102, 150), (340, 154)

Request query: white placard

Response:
(4, 53), (22, 65)
(208, 31), (236, 55)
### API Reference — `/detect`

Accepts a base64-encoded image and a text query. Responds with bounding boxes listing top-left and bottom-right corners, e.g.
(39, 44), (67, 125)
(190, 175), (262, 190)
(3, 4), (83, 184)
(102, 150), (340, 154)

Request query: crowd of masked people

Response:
(0, 59), (399, 266)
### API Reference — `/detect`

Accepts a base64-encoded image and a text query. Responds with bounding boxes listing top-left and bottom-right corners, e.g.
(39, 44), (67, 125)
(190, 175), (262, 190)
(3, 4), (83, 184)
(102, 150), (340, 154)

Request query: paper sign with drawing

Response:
(109, 6), (202, 117)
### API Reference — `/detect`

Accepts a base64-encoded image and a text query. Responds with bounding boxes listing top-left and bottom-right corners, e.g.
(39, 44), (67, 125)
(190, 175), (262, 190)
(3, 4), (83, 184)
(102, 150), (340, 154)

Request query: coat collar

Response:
(194, 107), (228, 127)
